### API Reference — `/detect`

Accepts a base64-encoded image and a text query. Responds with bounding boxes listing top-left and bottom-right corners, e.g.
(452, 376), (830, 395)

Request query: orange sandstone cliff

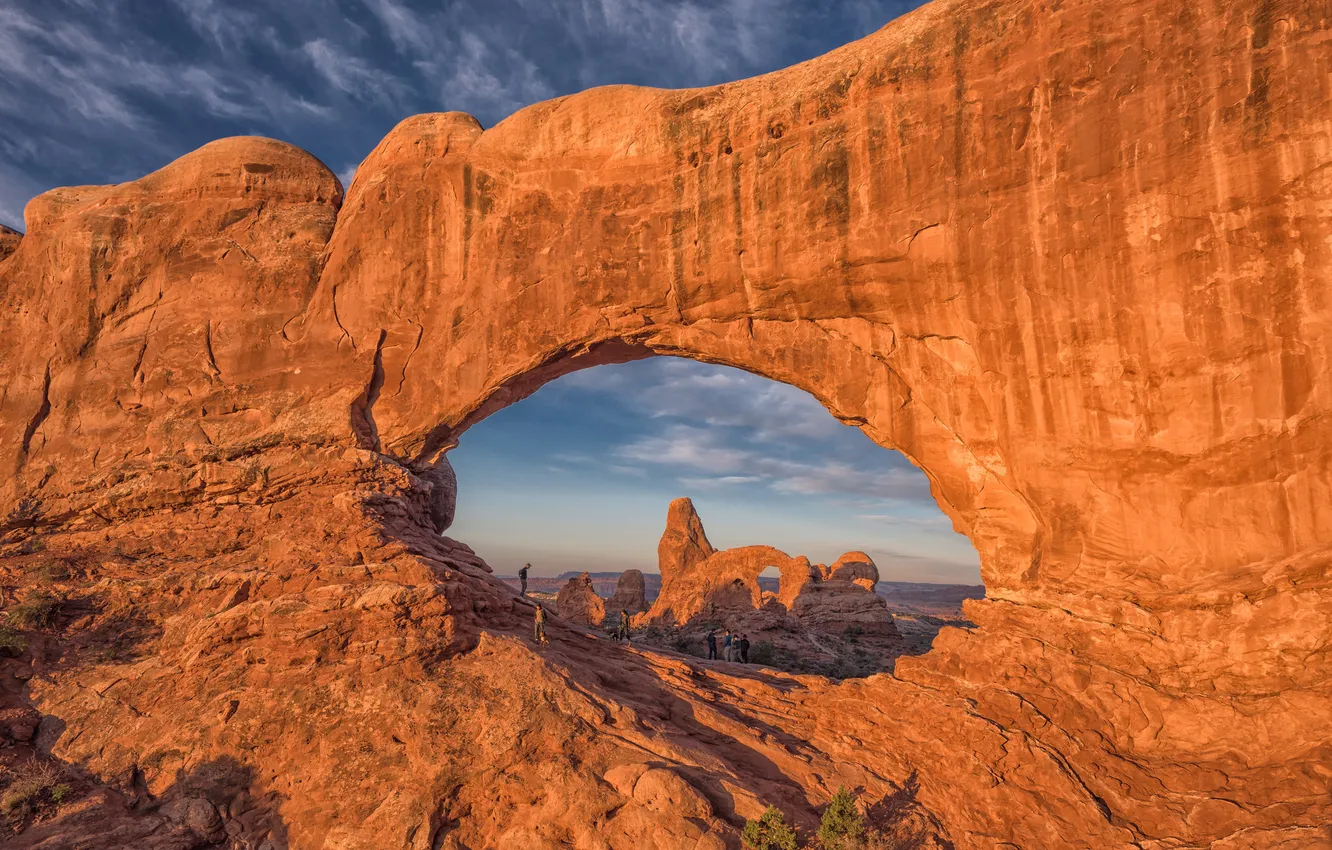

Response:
(0, 0), (1329, 847)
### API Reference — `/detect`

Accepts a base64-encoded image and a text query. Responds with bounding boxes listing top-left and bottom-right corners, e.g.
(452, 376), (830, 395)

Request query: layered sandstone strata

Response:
(0, 0), (1329, 846)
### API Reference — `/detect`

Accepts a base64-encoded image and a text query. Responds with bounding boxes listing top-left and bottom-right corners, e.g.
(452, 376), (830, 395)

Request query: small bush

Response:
(842, 624), (863, 643)
(742, 805), (799, 850)
(818, 786), (866, 849)
(0, 624), (26, 657)
(29, 559), (72, 583)
(750, 640), (776, 666)
(6, 591), (61, 630)
(0, 759), (66, 823)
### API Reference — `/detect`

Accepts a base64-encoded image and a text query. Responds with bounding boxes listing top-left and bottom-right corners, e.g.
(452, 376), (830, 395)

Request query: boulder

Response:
(555, 572), (605, 627)
(160, 796), (224, 841)
(606, 569), (649, 615)
(632, 768), (713, 819)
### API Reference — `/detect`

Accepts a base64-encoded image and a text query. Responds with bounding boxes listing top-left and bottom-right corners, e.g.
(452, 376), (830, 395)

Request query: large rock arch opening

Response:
(408, 334), (1034, 603)
(0, 0), (1327, 846)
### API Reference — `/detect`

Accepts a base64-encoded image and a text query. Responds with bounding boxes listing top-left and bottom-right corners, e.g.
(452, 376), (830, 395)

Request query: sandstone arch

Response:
(645, 497), (893, 631)
(0, 0), (1328, 846)
(652, 496), (820, 617)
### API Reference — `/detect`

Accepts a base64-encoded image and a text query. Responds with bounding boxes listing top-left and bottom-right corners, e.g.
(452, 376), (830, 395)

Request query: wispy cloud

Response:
(302, 38), (407, 106)
(558, 357), (849, 444)
(618, 423), (931, 501)
(362, 0), (433, 56)
(856, 514), (953, 526)
(0, 0), (918, 229)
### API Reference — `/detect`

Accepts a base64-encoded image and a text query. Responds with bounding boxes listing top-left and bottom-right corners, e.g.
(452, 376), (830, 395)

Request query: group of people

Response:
(706, 629), (751, 663)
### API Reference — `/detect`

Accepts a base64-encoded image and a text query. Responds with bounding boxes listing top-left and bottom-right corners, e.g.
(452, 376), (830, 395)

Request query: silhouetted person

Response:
(618, 609), (631, 645)
(533, 603), (548, 645)
(723, 629), (734, 662)
(739, 634), (751, 664)
(706, 630), (717, 660)
(519, 563), (530, 596)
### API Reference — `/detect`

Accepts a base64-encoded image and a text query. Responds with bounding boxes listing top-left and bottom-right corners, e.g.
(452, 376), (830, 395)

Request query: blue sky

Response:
(0, 0), (979, 583)
(450, 359), (981, 583)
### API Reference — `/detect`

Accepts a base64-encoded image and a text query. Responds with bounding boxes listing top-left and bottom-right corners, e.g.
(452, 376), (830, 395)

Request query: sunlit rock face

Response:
(0, 0), (1329, 846)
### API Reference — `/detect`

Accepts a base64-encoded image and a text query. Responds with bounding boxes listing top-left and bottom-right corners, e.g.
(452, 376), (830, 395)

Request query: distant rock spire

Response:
(657, 497), (717, 579)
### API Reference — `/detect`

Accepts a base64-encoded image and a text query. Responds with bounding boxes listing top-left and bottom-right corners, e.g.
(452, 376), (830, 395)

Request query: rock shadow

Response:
(861, 772), (955, 850)
(7, 754), (290, 849)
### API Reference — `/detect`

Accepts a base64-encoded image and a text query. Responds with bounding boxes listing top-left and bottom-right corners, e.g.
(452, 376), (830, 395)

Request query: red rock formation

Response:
(555, 571), (606, 627)
(791, 553), (899, 636)
(606, 569), (648, 615)
(825, 552), (878, 588)
(648, 501), (896, 635)
(656, 498), (716, 576)
(0, 224), (19, 263)
(0, 0), (1329, 846)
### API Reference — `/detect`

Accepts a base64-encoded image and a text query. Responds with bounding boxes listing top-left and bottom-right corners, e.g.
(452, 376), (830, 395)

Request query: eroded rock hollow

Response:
(0, 0), (1329, 846)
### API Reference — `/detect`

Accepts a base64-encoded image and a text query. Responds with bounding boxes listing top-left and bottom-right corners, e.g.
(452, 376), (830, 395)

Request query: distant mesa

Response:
(645, 497), (898, 636)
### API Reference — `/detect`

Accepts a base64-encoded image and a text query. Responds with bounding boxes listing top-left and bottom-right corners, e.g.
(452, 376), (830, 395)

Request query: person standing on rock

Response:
(534, 603), (548, 645)
(519, 563), (531, 596)
(706, 629), (717, 660)
(618, 609), (631, 645)
(739, 634), (751, 664)
(722, 630), (734, 662)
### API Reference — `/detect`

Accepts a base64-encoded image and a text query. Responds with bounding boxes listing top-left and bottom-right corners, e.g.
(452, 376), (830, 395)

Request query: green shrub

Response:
(6, 591), (61, 630)
(742, 805), (799, 850)
(0, 624), (26, 657)
(818, 787), (866, 849)
(842, 624), (863, 643)
(0, 759), (65, 822)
